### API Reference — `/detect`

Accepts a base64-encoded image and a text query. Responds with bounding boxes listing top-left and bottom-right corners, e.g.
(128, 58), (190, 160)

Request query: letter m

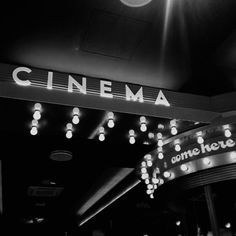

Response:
(125, 85), (144, 102)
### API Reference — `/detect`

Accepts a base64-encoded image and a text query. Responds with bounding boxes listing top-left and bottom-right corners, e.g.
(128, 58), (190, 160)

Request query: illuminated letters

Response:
(100, 80), (113, 98)
(125, 85), (144, 102)
(12, 67), (32, 86)
(155, 90), (170, 106)
(68, 75), (87, 94)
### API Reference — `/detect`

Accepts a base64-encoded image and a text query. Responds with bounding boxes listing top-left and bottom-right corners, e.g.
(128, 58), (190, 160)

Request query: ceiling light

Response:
(140, 116), (147, 132)
(180, 164), (189, 172)
(120, 0), (152, 7)
(223, 125), (232, 138)
(225, 222), (231, 229)
(72, 107), (80, 124)
(176, 221), (181, 226)
(98, 127), (105, 141)
(163, 171), (171, 178)
(170, 119), (178, 135)
(174, 139), (181, 152)
(66, 123), (73, 139)
(33, 103), (42, 120)
(129, 129), (136, 144)
(107, 112), (115, 128)
(196, 131), (204, 144)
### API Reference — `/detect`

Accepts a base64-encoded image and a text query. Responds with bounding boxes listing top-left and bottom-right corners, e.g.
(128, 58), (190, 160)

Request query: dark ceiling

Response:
(1, 0), (236, 235)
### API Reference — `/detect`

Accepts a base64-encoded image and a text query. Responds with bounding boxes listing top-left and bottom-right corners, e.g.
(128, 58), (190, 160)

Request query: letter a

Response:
(155, 90), (170, 106)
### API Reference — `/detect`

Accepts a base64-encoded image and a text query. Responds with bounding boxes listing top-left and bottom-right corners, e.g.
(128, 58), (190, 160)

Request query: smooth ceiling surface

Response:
(1, 0), (236, 95)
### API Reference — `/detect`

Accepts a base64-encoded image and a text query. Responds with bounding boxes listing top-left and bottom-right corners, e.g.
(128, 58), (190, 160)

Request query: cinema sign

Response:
(12, 66), (170, 107)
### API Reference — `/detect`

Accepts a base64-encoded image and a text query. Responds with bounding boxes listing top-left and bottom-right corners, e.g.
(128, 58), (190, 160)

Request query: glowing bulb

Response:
(144, 154), (152, 160)
(152, 178), (159, 184)
(150, 194), (154, 199)
(99, 133), (105, 141)
(157, 139), (163, 147)
(175, 144), (181, 152)
(33, 110), (41, 120)
(66, 123), (73, 130)
(129, 136), (135, 144)
(72, 115), (80, 124)
(32, 119), (38, 127)
(73, 107), (80, 115)
(158, 152), (164, 159)
(147, 160), (152, 167)
(176, 221), (181, 226)
(180, 164), (188, 171)
(203, 158), (211, 166)
(225, 222), (231, 228)
(146, 189), (152, 195)
(148, 132), (154, 139)
(154, 184), (157, 189)
(141, 167), (147, 174)
(108, 119), (115, 128)
(129, 129), (135, 136)
(140, 116), (146, 123)
(163, 171), (171, 178)
(147, 184), (153, 189)
(145, 179), (150, 184)
(224, 129), (232, 138)
(140, 123), (147, 132)
(171, 127), (178, 135)
(30, 127), (38, 135)
(159, 179), (164, 185)
(66, 130), (72, 139)
(141, 173), (149, 179)
(197, 136), (204, 144)
(141, 161), (146, 167)
(34, 103), (42, 111)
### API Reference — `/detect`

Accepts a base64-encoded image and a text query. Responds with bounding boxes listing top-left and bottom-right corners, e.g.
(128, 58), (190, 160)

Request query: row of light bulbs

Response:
(30, 103), (42, 135)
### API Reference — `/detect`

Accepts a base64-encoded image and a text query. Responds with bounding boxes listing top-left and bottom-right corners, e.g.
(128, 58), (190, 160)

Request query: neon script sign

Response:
(171, 138), (236, 164)
(12, 67), (170, 107)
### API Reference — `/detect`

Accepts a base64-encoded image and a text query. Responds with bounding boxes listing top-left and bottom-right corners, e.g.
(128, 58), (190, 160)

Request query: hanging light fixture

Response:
(98, 127), (105, 141)
(66, 123), (73, 139)
(156, 132), (163, 147)
(140, 116), (147, 132)
(33, 103), (42, 120)
(30, 119), (38, 135)
(107, 112), (115, 128)
(174, 139), (181, 152)
(72, 107), (80, 125)
(170, 119), (178, 135)
(157, 146), (164, 159)
(223, 125), (232, 138)
(196, 131), (204, 144)
(129, 129), (136, 144)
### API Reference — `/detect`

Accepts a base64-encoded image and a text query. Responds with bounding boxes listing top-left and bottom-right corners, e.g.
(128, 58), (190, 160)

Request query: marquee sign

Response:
(0, 63), (220, 122)
(169, 136), (236, 168)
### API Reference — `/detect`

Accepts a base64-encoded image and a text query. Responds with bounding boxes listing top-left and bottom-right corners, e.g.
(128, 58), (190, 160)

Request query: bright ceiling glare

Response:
(120, 0), (152, 7)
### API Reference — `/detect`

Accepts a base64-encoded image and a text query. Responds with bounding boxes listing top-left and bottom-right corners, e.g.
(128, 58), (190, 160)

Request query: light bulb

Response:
(33, 110), (41, 120)
(72, 115), (80, 125)
(152, 178), (159, 184)
(147, 160), (152, 167)
(150, 194), (154, 199)
(148, 132), (154, 139)
(34, 103), (42, 111)
(140, 116), (146, 123)
(180, 164), (188, 171)
(147, 184), (153, 189)
(99, 133), (105, 141)
(140, 123), (147, 132)
(141, 161), (146, 167)
(159, 179), (164, 185)
(141, 167), (147, 174)
(107, 112), (114, 119)
(176, 221), (181, 226)
(146, 189), (152, 195)
(225, 222), (231, 229)
(144, 154), (152, 160)
(224, 129), (232, 138)
(157, 139), (163, 147)
(129, 129), (135, 136)
(197, 136), (204, 144)
(141, 173), (148, 179)
(145, 179), (150, 184)
(175, 144), (181, 152)
(108, 119), (115, 128)
(163, 171), (171, 178)
(203, 158), (211, 166)
(73, 107), (80, 115)
(66, 123), (73, 130)
(32, 119), (38, 127)
(158, 152), (164, 159)
(171, 127), (178, 135)
(129, 136), (135, 144)
(30, 127), (38, 135)
(66, 130), (72, 139)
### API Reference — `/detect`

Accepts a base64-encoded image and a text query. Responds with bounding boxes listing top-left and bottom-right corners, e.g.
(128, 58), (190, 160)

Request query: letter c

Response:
(12, 67), (32, 86)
